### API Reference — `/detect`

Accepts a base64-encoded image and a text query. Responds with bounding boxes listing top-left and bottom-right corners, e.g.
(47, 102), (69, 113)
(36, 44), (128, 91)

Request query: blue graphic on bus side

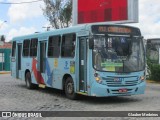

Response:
(45, 59), (53, 86)
(64, 61), (69, 70)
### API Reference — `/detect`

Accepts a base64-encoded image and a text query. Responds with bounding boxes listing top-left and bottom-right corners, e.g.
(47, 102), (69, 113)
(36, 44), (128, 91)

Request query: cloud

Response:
(129, 0), (160, 39)
(8, 0), (44, 23)
(7, 27), (36, 41)
(4, 0), (160, 41)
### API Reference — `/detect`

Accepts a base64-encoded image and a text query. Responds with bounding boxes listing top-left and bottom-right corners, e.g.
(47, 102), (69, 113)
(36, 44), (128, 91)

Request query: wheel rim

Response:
(26, 78), (30, 88)
(67, 82), (73, 94)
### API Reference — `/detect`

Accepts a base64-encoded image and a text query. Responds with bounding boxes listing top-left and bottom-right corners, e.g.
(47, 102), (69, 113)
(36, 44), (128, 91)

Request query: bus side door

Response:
(37, 41), (47, 85)
(16, 44), (22, 79)
(79, 37), (88, 93)
(11, 42), (22, 79)
(11, 41), (16, 78)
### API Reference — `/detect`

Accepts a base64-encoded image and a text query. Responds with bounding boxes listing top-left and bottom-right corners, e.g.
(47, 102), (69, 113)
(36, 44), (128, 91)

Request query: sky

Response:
(0, 0), (49, 42)
(0, 0), (160, 42)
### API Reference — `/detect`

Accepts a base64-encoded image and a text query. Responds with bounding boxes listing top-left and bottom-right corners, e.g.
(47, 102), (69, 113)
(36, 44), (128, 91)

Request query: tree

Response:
(43, 0), (72, 29)
(0, 35), (5, 42)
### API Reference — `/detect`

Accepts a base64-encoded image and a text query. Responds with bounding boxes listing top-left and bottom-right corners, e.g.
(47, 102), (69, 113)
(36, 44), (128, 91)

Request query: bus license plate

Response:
(119, 89), (127, 93)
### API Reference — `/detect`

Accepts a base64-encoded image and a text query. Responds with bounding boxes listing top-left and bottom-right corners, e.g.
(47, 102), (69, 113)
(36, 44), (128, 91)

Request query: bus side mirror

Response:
(89, 38), (94, 49)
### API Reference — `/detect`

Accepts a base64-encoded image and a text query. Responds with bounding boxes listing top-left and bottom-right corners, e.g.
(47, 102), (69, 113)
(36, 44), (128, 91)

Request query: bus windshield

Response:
(93, 35), (145, 73)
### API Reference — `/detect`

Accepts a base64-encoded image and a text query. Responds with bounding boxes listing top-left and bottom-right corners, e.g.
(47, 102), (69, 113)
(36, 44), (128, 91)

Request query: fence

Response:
(0, 49), (11, 71)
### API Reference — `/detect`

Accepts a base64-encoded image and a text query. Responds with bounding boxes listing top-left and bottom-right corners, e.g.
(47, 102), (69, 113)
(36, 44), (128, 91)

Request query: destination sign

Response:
(91, 25), (141, 36)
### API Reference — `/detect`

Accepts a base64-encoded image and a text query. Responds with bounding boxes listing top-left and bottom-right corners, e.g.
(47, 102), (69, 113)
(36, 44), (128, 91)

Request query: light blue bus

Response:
(11, 24), (146, 99)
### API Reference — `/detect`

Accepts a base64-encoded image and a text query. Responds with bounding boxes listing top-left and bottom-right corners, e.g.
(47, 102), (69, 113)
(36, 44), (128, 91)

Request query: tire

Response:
(25, 72), (35, 89)
(65, 77), (77, 100)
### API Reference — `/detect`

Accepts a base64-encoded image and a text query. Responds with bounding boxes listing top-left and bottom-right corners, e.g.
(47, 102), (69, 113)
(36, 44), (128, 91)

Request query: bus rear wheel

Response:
(25, 72), (35, 89)
(65, 77), (77, 100)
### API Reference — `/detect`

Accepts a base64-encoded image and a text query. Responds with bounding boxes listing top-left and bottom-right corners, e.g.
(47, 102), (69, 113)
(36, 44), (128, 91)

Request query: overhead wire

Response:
(0, 0), (43, 4)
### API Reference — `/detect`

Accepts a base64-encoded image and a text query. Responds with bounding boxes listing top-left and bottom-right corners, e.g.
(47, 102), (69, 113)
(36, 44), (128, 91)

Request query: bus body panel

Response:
(88, 68), (146, 96)
(11, 57), (16, 78)
(90, 81), (146, 97)
(11, 24), (146, 98)
(49, 58), (76, 90)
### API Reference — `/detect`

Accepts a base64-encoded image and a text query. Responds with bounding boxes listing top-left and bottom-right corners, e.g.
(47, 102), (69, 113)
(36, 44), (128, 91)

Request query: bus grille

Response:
(102, 76), (139, 87)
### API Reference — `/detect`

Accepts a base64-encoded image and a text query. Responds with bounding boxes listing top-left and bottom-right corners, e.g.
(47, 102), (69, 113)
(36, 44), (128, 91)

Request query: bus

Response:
(11, 24), (146, 99)
(146, 38), (160, 64)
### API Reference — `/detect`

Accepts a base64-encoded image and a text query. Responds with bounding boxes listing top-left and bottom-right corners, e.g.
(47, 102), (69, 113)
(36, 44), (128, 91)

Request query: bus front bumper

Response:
(90, 81), (146, 97)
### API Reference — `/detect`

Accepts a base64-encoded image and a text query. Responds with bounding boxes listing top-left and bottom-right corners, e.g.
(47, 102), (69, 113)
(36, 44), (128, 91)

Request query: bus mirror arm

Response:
(89, 38), (94, 49)
(141, 36), (144, 39)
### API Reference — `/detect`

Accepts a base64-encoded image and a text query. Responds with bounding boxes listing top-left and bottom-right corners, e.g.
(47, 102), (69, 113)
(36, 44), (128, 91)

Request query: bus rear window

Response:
(12, 41), (16, 57)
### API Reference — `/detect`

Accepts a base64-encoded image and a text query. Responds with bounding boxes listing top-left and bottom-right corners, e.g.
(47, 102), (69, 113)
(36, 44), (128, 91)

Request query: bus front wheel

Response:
(25, 72), (35, 89)
(65, 77), (77, 100)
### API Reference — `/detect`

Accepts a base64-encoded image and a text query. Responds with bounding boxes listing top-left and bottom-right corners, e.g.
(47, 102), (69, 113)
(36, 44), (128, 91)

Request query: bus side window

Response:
(30, 38), (38, 57)
(61, 33), (76, 58)
(23, 39), (30, 57)
(48, 35), (61, 58)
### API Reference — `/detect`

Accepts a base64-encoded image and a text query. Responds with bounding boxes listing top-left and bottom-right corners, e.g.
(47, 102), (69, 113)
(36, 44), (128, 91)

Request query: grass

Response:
(146, 79), (160, 84)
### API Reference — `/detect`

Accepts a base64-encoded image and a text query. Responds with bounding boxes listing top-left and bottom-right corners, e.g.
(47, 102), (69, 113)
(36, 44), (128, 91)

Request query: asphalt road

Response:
(0, 74), (160, 120)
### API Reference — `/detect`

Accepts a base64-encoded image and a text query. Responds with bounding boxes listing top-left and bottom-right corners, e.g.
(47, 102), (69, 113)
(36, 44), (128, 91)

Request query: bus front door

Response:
(79, 37), (87, 93)
(37, 41), (46, 85)
(16, 44), (22, 79)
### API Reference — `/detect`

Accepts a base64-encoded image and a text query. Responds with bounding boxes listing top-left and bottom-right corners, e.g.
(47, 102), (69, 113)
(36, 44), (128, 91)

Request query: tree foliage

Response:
(43, 0), (72, 29)
(147, 62), (160, 81)
(0, 35), (5, 42)
(146, 40), (160, 81)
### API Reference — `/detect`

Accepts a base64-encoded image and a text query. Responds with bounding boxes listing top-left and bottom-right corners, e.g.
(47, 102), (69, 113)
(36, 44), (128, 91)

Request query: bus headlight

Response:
(95, 77), (102, 84)
(94, 73), (102, 84)
(95, 77), (101, 81)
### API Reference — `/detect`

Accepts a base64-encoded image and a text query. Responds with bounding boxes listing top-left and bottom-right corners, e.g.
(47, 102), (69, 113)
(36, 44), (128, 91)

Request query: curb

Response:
(0, 71), (11, 74)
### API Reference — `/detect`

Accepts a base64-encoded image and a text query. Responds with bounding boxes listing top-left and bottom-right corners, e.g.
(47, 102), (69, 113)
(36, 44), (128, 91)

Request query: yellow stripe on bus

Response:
(39, 84), (45, 88)
(77, 92), (88, 95)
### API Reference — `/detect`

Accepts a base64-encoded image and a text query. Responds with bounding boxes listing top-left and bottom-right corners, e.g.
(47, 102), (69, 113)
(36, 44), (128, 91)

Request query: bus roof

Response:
(147, 38), (160, 43)
(12, 24), (87, 42)
(12, 23), (140, 42)
(147, 38), (160, 41)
